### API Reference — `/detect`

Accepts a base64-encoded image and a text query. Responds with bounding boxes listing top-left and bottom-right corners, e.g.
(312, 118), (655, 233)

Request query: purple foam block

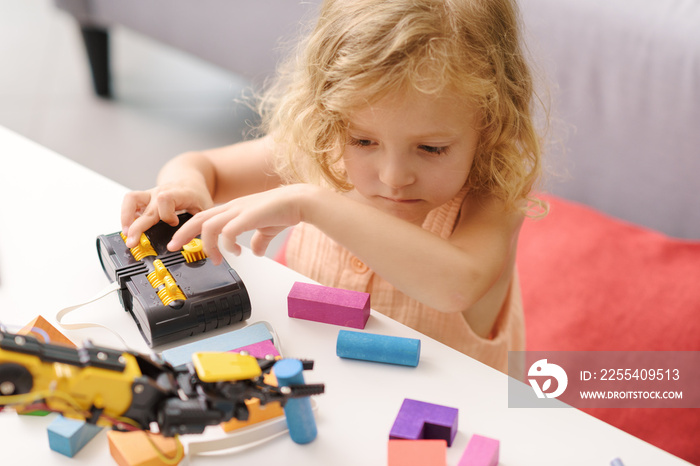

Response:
(457, 434), (499, 466)
(288, 282), (370, 329)
(389, 398), (459, 447)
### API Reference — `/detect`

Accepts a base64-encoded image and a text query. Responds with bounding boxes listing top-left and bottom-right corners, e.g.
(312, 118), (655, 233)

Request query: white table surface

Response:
(0, 126), (690, 465)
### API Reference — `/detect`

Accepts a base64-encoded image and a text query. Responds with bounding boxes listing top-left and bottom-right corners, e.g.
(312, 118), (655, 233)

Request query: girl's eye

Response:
(348, 138), (373, 147)
(419, 145), (450, 155)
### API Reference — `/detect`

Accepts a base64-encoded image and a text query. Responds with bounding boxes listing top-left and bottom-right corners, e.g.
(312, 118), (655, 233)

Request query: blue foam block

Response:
(161, 322), (273, 366)
(47, 415), (102, 457)
(274, 359), (317, 444)
(336, 330), (421, 367)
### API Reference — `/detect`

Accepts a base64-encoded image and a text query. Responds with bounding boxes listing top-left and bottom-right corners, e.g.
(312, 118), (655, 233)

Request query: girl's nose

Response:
(378, 151), (415, 189)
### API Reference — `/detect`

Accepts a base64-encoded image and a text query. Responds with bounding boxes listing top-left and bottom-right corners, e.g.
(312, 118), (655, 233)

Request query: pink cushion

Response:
(518, 194), (700, 465)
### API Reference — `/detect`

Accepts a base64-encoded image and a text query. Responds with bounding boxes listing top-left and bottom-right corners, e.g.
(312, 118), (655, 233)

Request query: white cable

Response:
(55, 282), (129, 349)
(179, 399), (318, 464)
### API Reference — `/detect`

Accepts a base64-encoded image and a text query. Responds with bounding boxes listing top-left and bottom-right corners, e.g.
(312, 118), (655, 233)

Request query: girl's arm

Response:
(121, 136), (281, 247)
(302, 186), (524, 337)
(167, 183), (523, 336)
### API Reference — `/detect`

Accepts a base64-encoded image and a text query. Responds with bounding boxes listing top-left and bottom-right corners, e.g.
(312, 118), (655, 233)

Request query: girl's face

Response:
(342, 89), (479, 225)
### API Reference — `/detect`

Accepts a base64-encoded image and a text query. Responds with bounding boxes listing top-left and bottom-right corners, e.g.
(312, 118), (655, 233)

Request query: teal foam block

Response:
(274, 359), (317, 444)
(336, 330), (421, 367)
(161, 322), (273, 366)
(47, 415), (102, 457)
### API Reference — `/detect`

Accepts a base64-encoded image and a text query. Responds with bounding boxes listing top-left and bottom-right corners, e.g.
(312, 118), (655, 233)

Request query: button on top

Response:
(350, 257), (369, 273)
(182, 238), (207, 262)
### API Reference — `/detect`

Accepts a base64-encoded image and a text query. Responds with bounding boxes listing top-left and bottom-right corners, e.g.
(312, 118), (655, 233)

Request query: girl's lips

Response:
(380, 196), (421, 204)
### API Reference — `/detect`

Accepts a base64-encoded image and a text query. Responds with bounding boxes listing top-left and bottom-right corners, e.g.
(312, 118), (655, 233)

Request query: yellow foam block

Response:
(107, 430), (182, 466)
(192, 352), (261, 382)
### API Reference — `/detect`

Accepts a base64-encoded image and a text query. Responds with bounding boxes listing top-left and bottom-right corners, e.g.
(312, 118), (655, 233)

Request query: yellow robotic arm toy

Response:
(0, 325), (324, 436)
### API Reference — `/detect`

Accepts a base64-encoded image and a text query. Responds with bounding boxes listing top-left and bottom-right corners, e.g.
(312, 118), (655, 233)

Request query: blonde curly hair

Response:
(259, 0), (546, 214)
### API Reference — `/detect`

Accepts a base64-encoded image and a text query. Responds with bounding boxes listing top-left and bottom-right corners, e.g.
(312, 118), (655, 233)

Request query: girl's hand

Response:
(167, 184), (313, 263)
(121, 184), (214, 248)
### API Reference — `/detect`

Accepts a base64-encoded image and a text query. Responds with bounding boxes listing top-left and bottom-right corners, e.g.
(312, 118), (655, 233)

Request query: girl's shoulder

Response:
(457, 191), (526, 233)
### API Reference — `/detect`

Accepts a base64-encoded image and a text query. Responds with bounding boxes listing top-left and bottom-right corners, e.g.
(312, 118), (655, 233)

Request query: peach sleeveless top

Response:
(284, 188), (524, 373)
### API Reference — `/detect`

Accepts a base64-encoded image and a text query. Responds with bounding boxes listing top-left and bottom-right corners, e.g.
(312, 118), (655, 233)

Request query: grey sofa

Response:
(55, 0), (700, 238)
(53, 0), (321, 96)
(521, 0), (700, 239)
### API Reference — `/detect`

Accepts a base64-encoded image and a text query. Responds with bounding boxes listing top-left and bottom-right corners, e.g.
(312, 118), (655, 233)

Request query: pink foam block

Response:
(287, 282), (370, 329)
(231, 339), (280, 359)
(457, 434), (500, 466)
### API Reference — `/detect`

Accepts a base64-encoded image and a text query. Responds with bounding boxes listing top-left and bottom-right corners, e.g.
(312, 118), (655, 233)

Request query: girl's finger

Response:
(250, 229), (277, 257)
(121, 191), (151, 232)
(222, 235), (242, 257)
(156, 192), (182, 227)
(125, 207), (163, 247)
(199, 211), (239, 262)
(168, 212), (207, 250)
